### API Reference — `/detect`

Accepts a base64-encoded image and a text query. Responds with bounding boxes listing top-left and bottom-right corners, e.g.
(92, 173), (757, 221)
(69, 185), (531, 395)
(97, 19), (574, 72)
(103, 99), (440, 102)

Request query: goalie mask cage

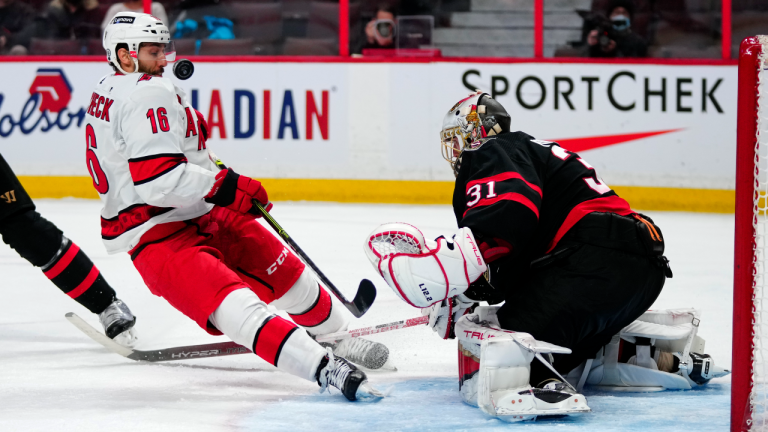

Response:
(734, 35), (768, 432)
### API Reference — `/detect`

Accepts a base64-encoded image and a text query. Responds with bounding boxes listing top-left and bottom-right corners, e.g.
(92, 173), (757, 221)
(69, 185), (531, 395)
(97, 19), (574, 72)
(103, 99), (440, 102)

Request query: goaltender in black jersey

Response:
(363, 91), (728, 422)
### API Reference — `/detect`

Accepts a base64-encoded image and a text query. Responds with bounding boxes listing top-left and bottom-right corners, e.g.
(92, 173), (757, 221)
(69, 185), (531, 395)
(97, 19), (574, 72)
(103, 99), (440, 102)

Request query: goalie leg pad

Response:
(210, 288), (326, 381)
(271, 267), (348, 336)
(456, 308), (590, 422)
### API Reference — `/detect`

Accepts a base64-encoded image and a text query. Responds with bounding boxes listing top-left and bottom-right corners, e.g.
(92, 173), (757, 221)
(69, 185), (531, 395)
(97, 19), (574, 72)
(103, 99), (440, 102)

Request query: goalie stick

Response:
(66, 313), (428, 363)
(209, 152), (376, 318)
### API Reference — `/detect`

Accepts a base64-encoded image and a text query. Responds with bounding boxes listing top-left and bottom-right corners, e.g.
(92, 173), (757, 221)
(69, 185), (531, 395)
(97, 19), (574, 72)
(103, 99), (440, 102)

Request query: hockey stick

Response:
(314, 315), (429, 343)
(66, 312), (427, 363)
(252, 202), (376, 318)
(208, 152), (376, 318)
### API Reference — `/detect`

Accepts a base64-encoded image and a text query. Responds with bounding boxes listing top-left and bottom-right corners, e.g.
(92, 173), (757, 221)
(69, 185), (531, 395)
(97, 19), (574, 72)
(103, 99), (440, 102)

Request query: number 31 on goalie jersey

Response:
(532, 139), (612, 195)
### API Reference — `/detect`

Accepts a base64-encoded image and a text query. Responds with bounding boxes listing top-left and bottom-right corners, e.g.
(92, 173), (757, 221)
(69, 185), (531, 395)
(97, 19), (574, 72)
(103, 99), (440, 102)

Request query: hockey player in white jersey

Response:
(85, 12), (383, 400)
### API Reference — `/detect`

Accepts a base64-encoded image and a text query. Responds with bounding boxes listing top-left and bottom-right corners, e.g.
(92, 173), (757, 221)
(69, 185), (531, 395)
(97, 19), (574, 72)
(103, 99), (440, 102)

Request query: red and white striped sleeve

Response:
(120, 81), (216, 208)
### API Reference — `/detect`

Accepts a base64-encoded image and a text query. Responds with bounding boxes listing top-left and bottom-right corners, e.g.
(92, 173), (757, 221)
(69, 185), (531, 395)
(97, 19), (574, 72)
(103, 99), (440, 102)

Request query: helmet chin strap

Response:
(113, 57), (139, 75)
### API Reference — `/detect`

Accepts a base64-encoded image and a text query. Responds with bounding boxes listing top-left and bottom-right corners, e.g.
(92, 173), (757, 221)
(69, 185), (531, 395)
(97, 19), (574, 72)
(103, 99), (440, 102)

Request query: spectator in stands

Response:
(363, 4), (396, 50)
(0, 0), (35, 55)
(101, 0), (168, 32)
(38, 0), (102, 40)
(586, 0), (647, 58)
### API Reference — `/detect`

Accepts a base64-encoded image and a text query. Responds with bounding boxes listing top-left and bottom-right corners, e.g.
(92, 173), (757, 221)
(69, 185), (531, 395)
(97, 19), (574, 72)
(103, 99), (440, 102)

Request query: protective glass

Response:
(374, 19), (395, 39)
(136, 41), (177, 63)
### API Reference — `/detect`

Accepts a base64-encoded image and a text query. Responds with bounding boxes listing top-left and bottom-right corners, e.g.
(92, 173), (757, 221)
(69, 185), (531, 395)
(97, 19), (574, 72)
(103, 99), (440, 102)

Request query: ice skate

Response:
(673, 352), (730, 386)
(316, 349), (384, 401)
(99, 299), (137, 347)
(319, 337), (390, 370)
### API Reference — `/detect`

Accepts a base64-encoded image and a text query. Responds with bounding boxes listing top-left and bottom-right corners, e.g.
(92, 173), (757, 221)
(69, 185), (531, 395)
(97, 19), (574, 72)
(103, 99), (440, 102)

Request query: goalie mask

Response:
(441, 91), (511, 177)
(103, 12), (175, 75)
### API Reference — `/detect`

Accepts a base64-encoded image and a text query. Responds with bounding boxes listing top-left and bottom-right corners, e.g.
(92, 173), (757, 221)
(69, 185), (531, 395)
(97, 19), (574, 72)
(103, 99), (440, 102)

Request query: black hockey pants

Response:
(496, 211), (670, 387)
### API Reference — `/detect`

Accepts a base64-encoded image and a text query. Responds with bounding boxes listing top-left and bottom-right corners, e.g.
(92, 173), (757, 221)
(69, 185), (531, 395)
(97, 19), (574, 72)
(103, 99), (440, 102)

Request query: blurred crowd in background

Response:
(0, 0), (765, 58)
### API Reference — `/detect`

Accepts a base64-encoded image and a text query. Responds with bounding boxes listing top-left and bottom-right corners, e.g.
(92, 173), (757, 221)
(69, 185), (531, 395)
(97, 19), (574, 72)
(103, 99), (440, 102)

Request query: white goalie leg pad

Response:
(271, 267), (349, 336)
(579, 308), (729, 391)
(210, 288), (326, 382)
(456, 307), (590, 422)
(365, 222), (487, 308)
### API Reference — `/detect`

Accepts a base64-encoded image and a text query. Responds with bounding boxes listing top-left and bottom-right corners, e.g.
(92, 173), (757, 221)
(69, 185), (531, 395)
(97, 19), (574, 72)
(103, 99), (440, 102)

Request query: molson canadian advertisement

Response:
(0, 61), (736, 210)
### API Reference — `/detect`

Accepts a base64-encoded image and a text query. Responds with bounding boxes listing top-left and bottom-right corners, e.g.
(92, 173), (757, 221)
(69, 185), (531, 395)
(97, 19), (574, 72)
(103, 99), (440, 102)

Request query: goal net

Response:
(734, 35), (768, 432)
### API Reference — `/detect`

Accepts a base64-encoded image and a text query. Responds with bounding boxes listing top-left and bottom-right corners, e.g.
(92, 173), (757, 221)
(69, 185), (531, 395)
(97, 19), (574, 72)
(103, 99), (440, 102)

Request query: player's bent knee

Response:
(0, 210), (63, 267)
(209, 288), (326, 381)
(271, 267), (349, 335)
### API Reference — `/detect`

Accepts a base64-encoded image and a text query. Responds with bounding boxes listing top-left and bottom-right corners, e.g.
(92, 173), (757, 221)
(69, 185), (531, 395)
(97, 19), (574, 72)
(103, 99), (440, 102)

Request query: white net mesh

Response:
(369, 231), (423, 257)
(752, 35), (768, 431)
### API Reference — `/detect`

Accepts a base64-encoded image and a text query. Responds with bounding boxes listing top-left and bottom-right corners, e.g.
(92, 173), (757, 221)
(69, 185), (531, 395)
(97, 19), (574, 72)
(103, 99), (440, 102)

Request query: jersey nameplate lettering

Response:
(86, 92), (113, 122)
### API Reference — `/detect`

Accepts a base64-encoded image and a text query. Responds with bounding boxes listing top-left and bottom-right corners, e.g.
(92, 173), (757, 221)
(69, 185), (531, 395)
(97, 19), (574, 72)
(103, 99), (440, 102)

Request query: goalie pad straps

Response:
(209, 288), (326, 382)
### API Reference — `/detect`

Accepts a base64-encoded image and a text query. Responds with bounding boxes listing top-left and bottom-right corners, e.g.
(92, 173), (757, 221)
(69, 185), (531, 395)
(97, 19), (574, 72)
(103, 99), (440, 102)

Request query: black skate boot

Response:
(315, 349), (384, 401)
(529, 379), (579, 404)
(673, 352), (731, 385)
(99, 299), (137, 346)
(319, 337), (389, 370)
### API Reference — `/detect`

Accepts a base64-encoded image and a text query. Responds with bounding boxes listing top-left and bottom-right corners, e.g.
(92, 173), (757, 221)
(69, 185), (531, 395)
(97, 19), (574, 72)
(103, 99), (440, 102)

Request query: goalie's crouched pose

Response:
(365, 92), (727, 421)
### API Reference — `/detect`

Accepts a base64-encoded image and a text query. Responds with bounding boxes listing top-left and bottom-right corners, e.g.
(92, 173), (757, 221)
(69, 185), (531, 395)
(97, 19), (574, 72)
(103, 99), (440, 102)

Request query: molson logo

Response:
(0, 70), (332, 141)
(0, 68), (86, 137)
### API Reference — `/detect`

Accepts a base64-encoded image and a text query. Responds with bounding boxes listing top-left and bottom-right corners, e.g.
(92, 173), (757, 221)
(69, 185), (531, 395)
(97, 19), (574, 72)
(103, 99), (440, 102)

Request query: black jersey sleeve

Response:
(453, 138), (543, 256)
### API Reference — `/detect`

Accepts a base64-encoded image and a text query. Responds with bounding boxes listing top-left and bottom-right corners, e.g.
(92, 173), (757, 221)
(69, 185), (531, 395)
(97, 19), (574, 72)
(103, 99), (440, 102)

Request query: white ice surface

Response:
(0, 200), (733, 431)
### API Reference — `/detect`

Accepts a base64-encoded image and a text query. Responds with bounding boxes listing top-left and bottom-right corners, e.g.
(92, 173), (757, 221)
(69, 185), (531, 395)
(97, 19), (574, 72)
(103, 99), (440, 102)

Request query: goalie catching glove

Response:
(364, 222), (487, 308)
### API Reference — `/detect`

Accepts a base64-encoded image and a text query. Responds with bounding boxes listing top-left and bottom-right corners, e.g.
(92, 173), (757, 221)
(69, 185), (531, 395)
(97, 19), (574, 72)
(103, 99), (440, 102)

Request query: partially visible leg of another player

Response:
(131, 207), (382, 401)
(0, 155), (137, 345)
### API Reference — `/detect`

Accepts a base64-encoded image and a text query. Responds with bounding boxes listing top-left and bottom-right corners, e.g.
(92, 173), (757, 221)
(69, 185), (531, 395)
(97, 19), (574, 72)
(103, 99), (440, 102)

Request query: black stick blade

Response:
(347, 279), (377, 318)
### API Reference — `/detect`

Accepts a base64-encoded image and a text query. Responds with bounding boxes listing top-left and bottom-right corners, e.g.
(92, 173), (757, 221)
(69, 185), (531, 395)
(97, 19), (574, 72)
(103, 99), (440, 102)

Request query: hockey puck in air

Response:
(173, 59), (194, 80)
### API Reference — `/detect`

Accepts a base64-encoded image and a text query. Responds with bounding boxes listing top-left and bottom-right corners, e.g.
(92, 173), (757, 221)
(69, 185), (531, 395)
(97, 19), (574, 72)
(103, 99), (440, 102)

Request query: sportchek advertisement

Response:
(0, 61), (736, 189)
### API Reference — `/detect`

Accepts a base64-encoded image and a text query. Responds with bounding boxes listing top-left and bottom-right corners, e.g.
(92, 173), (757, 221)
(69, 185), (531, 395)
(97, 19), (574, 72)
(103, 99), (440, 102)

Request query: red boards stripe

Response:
(289, 288), (332, 327)
(253, 316), (299, 366)
(550, 129), (683, 153)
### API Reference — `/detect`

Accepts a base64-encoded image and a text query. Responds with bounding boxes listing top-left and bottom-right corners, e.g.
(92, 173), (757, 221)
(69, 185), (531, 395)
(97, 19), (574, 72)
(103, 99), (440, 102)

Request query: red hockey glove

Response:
(204, 168), (272, 216)
(194, 109), (209, 141)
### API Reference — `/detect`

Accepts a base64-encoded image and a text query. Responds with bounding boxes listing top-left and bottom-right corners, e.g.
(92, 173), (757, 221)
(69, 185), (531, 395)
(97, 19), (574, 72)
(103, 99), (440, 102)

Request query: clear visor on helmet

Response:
(136, 41), (176, 63)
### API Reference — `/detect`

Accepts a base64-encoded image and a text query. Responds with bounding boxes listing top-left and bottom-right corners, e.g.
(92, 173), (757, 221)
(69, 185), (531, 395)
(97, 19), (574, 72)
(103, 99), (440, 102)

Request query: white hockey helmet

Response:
(441, 91), (511, 176)
(102, 11), (175, 74)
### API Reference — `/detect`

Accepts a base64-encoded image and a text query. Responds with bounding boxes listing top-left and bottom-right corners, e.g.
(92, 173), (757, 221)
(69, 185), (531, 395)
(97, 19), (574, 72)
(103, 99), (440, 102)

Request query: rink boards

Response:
(0, 59), (737, 212)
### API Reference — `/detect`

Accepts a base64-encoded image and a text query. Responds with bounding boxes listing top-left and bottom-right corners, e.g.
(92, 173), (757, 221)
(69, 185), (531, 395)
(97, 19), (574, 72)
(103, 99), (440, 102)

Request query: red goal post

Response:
(734, 35), (768, 432)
